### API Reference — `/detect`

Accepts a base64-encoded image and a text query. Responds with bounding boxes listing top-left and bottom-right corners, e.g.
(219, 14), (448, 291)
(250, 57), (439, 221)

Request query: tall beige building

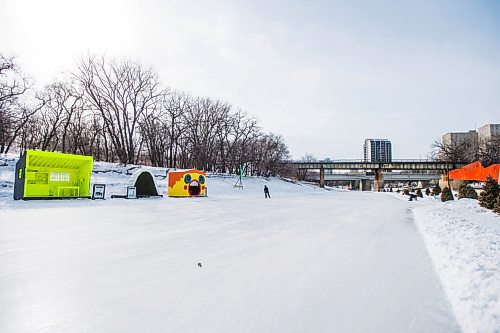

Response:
(442, 130), (478, 146)
(477, 123), (500, 142)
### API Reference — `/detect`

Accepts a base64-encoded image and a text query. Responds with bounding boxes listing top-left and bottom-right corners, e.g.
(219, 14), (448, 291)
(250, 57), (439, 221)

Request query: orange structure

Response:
(167, 169), (207, 197)
(449, 161), (500, 182)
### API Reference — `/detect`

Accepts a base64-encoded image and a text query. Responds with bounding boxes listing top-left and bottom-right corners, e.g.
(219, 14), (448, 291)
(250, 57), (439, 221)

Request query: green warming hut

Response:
(14, 150), (93, 200)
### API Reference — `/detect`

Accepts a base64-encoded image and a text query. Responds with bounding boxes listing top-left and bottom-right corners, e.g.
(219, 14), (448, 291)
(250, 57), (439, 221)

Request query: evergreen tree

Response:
(416, 189), (423, 198)
(425, 188), (431, 196)
(479, 176), (499, 210)
(432, 184), (441, 196)
(493, 194), (500, 215)
(458, 182), (478, 200)
(441, 187), (454, 202)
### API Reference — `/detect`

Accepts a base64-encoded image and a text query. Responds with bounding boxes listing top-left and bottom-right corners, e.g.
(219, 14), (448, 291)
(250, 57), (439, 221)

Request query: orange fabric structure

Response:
(449, 161), (500, 182)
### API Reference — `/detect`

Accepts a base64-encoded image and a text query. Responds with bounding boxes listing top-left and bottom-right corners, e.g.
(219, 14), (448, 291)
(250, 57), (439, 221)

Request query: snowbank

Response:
(413, 200), (500, 332)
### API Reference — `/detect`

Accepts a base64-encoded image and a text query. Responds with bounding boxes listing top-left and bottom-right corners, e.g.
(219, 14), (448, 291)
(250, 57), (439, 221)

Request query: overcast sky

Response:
(1, 0), (499, 159)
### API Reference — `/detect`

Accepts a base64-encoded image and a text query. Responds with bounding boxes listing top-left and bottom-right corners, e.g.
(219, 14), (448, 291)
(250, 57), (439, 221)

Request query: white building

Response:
(442, 130), (478, 146)
(363, 139), (392, 162)
(478, 123), (500, 142)
(441, 124), (499, 148)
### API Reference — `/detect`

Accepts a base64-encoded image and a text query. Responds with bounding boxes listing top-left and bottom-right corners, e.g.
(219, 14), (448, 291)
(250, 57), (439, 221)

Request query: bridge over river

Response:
(289, 160), (466, 191)
(307, 172), (441, 181)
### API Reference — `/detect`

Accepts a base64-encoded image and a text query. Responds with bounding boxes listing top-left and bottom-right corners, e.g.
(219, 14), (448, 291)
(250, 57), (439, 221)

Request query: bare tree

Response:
(181, 97), (231, 170)
(163, 91), (189, 167)
(139, 89), (171, 167)
(479, 136), (500, 166)
(224, 110), (259, 174)
(246, 133), (290, 176)
(11, 95), (49, 154)
(75, 55), (162, 164)
(37, 83), (69, 151)
(431, 138), (477, 163)
(0, 55), (32, 153)
(4, 53), (293, 176)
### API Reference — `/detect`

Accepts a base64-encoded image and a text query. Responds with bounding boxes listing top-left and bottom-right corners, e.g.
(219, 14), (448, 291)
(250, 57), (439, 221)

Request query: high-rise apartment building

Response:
(363, 139), (392, 162)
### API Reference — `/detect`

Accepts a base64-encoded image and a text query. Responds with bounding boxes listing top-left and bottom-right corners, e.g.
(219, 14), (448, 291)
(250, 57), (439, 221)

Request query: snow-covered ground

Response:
(0, 154), (498, 332)
(413, 199), (500, 333)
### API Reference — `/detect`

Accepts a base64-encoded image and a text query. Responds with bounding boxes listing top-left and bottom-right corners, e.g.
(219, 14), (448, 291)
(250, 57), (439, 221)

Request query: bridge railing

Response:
(285, 159), (467, 171)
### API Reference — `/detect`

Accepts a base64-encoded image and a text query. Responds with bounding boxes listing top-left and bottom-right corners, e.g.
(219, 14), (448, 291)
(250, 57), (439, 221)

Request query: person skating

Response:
(264, 185), (270, 198)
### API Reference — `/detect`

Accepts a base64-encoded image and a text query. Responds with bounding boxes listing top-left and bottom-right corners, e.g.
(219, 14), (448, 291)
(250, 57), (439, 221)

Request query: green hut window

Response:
(50, 172), (70, 182)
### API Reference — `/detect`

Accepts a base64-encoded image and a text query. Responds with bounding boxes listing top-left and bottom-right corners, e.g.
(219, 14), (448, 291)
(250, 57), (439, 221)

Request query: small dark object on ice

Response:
(197, 263), (202, 267)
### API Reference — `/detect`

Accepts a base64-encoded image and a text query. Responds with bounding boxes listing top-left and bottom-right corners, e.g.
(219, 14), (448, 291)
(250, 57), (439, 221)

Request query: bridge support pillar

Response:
(319, 167), (325, 188)
(360, 179), (371, 191)
(439, 172), (450, 189)
(351, 180), (359, 191)
(373, 169), (384, 192)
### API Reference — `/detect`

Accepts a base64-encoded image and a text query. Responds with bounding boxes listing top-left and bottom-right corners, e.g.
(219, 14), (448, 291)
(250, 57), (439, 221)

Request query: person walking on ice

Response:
(264, 185), (270, 198)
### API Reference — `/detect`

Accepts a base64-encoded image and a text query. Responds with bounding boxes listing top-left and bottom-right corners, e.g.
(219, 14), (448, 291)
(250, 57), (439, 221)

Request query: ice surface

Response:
(0, 155), (461, 332)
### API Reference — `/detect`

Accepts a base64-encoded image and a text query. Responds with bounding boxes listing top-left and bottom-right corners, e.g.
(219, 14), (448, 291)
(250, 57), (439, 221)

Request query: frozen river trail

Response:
(0, 191), (459, 332)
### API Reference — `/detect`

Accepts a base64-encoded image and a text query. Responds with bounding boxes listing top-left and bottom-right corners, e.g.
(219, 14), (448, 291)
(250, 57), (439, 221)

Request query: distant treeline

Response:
(0, 54), (290, 176)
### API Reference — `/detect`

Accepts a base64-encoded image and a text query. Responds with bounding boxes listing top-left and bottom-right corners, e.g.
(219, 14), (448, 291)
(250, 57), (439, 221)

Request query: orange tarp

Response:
(449, 162), (500, 182)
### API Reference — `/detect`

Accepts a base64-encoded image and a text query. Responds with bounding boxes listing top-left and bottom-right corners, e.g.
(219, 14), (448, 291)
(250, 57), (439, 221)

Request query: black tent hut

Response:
(134, 171), (159, 197)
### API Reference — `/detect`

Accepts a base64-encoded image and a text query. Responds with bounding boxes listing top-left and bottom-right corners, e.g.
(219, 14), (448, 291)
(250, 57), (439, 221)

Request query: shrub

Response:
(458, 182), (478, 200)
(493, 194), (500, 215)
(403, 189), (410, 195)
(432, 184), (442, 196)
(441, 187), (454, 202)
(479, 176), (499, 210)
(425, 188), (431, 196)
(416, 189), (423, 198)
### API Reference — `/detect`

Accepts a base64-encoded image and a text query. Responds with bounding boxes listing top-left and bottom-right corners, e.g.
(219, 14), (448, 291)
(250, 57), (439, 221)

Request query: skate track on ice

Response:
(0, 190), (459, 332)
